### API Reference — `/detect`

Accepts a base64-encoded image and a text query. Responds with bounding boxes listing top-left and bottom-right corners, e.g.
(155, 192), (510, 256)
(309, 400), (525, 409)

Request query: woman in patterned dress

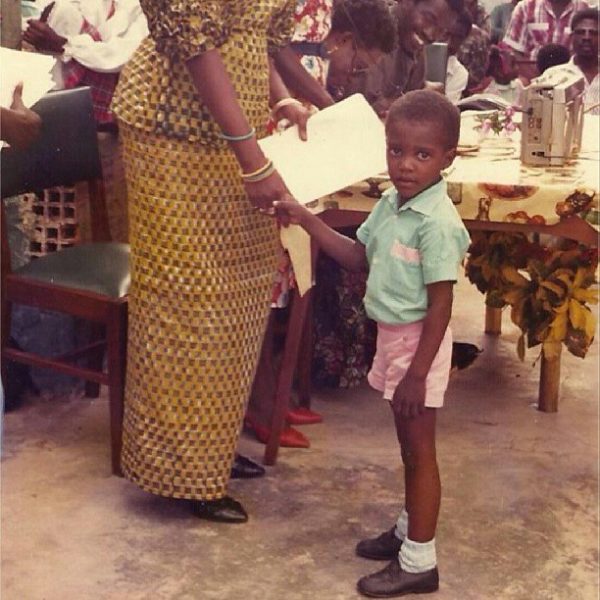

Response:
(112, 0), (310, 523)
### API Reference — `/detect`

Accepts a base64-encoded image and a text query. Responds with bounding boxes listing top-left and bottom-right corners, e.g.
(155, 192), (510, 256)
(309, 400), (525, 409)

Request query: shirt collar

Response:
(385, 178), (447, 216)
(542, 0), (575, 19)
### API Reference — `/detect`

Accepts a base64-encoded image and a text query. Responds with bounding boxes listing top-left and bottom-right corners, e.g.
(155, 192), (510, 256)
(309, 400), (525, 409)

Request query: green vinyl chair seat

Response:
(14, 242), (130, 299)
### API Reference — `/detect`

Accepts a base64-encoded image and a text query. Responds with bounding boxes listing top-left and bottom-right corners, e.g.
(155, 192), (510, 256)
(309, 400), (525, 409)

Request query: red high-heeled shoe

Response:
(286, 407), (323, 426)
(244, 416), (310, 448)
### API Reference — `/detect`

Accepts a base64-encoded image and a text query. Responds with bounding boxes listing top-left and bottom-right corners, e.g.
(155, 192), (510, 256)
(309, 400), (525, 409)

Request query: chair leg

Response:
(84, 322), (104, 398)
(106, 303), (127, 476)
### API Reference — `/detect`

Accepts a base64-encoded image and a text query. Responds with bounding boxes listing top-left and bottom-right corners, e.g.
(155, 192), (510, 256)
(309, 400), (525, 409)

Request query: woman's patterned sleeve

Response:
(140, 0), (229, 61)
(267, 0), (296, 54)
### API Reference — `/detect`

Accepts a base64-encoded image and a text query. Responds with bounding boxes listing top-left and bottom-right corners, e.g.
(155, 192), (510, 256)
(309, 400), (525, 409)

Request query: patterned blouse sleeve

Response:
(267, 0), (296, 54)
(140, 0), (229, 62)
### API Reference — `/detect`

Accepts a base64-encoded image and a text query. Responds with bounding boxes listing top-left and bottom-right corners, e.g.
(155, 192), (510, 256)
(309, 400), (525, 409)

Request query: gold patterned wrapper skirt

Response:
(120, 125), (279, 500)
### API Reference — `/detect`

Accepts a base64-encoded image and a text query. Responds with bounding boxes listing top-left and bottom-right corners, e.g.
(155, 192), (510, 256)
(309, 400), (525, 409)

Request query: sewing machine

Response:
(520, 64), (585, 167)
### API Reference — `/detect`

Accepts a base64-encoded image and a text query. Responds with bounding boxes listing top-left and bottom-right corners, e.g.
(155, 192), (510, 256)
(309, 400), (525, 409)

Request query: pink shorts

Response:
(367, 321), (453, 407)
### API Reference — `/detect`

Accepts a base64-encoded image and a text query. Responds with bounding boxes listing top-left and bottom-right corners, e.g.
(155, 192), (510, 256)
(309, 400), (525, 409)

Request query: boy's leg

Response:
(357, 408), (440, 597)
(396, 407), (440, 543)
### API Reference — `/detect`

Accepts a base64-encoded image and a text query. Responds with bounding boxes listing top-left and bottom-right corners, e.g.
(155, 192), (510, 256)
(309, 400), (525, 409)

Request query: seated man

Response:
(569, 7), (599, 114)
(343, 0), (465, 116)
(23, 0), (148, 128)
(502, 0), (590, 82)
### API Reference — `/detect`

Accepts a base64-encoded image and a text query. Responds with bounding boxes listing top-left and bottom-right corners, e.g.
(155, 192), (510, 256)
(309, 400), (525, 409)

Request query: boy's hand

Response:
(273, 198), (311, 228)
(391, 374), (426, 419)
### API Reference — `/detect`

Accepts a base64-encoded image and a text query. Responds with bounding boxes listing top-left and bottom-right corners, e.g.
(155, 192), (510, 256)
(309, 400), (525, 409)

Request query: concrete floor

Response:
(2, 273), (599, 600)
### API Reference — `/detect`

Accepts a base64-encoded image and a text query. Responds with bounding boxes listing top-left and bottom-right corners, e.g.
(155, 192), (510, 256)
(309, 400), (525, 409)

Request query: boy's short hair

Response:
(332, 0), (396, 53)
(386, 90), (461, 149)
(571, 8), (599, 31)
(536, 44), (570, 74)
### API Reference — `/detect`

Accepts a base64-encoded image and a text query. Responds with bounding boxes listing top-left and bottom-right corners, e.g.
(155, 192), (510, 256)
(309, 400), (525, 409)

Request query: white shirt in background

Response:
(445, 55), (469, 104)
(569, 57), (600, 115)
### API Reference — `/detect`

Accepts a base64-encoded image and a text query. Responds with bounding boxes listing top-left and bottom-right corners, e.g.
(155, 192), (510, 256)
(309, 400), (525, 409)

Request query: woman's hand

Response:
(391, 373), (427, 420)
(243, 169), (294, 213)
(275, 103), (311, 141)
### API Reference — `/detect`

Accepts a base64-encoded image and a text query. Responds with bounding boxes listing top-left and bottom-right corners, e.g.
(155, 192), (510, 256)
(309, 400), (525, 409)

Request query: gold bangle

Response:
(271, 97), (302, 119)
(243, 163), (276, 183)
(241, 160), (273, 180)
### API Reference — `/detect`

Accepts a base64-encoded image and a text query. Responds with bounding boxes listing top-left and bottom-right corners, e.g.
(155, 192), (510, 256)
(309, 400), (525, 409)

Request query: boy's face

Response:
(386, 118), (456, 201)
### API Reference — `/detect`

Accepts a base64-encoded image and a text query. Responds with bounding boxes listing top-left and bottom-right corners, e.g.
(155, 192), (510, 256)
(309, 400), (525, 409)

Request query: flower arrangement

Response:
(465, 232), (598, 360)
(475, 106), (518, 137)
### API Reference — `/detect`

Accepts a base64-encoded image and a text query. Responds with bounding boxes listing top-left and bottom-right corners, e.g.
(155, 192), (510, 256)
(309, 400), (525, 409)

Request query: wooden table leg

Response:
(296, 293), (313, 409)
(538, 344), (561, 412)
(485, 306), (502, 335)
(264, 283), (314, 466)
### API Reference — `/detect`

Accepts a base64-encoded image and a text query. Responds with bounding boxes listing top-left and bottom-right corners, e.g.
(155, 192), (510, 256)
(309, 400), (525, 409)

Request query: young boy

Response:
(275, 89), (470, 597)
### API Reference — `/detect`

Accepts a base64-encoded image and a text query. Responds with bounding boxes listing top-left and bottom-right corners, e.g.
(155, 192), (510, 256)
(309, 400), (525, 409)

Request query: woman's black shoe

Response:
(190, 496), (248, 523)
(230, 454), (266, 479)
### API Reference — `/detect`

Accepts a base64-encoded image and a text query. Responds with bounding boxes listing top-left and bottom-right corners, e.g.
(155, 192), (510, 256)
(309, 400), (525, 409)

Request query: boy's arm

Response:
(275, 199), (368, 272)
(392, 281), (453, 419)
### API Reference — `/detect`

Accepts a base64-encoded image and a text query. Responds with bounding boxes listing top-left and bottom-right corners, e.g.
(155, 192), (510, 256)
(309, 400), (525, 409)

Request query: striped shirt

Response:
(503, 0), (590, 59)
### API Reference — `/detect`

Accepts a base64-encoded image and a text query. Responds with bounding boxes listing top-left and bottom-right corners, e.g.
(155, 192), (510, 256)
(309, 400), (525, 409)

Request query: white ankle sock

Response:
(395, 508), (408, 541)
(399, 537), (437, 573)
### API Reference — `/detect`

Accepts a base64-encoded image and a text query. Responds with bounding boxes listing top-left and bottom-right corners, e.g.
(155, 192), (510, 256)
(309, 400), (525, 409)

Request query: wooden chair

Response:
(1, 87), (129, 475)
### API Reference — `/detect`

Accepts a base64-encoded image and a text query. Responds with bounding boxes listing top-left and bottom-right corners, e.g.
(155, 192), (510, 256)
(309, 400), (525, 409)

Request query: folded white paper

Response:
(259, 94), (387, 204)
(260, 94), (387, 296)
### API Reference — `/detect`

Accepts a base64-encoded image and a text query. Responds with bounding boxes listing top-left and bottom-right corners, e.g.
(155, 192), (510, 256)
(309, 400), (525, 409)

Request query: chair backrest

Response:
(1, 87), (111, 271)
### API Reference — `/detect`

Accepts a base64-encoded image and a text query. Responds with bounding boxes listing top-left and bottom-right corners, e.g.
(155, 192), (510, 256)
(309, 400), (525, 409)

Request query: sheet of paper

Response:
(260, 94), (387, 295)
(0, 48), (56, 109)
(259, 94), (387, 204)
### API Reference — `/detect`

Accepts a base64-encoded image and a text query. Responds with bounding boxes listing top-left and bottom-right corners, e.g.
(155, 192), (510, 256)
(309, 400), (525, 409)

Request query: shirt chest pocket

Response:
(377, 239), (423, 303)
(390, 240), (421, 265)
(526, 22), (550, 42)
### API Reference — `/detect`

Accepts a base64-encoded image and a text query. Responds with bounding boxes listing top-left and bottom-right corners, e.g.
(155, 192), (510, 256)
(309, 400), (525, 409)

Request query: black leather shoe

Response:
(230, 454), (266, 479)
(357, 558), (439, 597)
(190, 496), (248, 524)
(356, 527), (403, 560)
